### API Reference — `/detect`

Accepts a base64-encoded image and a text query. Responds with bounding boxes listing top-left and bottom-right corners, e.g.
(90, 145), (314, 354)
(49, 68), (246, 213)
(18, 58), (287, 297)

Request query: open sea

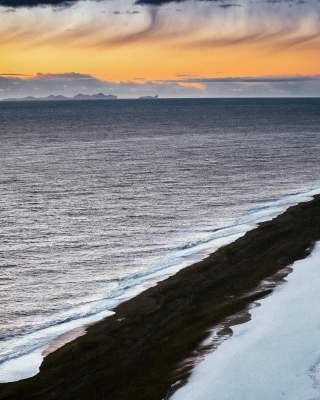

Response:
(0, 98), (320, 381)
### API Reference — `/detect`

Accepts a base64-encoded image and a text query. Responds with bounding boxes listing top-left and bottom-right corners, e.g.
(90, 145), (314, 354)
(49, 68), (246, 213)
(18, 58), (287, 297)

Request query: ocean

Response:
(0, 98), (320, 381)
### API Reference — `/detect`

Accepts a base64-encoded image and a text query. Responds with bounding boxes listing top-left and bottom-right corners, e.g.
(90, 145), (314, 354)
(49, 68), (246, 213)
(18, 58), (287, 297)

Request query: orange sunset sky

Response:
(0, 0), (320, 97)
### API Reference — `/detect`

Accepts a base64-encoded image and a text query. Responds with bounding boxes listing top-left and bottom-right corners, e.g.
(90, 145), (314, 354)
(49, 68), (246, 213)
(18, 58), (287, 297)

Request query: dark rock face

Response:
(1, 196), (320, 400)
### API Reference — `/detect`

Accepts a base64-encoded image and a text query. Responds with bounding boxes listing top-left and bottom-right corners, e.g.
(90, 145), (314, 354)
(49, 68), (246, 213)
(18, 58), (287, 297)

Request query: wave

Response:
(0, 186), (319, 383)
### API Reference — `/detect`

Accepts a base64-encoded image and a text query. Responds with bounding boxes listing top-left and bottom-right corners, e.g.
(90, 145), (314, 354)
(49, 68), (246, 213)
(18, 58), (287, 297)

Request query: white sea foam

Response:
(1, 187), (320, 384)
(171, 243), (320, 400)
(0, 309), (114, 383)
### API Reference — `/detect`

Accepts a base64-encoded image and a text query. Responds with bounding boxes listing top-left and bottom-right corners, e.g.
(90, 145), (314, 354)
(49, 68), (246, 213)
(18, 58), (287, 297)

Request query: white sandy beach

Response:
(172, 243), (320, 400)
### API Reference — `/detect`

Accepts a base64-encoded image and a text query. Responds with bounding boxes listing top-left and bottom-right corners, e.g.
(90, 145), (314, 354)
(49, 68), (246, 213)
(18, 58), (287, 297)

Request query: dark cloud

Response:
(0, 72), (203, 98)
(0, 0), (307, 8)
(0, 0), (187, 7)
(0, 0), (77, 7)
(0, 72), (320, 99)
(183, 75), (320, 97)
(136, 0), (314, 4)
(135, 0), (238, 5)
(0, 0), (175, 7)
(135, 0), (181, 4)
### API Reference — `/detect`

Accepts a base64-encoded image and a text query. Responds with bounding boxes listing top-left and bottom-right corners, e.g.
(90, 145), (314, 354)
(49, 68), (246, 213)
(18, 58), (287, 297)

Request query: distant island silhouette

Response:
(1, 93), (161, 101)
(2, 93), (118, 102)
(138, 95), (159, 100)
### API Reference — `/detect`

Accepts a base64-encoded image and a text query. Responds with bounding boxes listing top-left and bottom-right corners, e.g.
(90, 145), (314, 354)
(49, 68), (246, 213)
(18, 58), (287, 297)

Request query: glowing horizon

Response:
(1, 0), (320, 97)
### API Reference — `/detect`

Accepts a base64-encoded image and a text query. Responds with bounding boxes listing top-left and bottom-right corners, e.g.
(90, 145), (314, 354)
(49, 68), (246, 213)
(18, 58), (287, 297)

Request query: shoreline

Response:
(166, 264), (294, 398)
(2, 190), (315, 383)
(171, 245), (320, 399)
(1, 195), (320, 399)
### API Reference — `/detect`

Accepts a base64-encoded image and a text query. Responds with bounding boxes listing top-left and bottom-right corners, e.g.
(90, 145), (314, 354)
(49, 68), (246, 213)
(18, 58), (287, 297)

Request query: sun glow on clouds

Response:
(0, 0), (320, 92)
(178, 82), (205, 91)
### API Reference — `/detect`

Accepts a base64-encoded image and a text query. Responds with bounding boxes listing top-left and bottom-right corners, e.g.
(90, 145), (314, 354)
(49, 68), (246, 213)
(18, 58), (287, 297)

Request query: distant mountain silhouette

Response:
(73, 93), (117, 100)
(138, 95), (159, 100)
(2, 93), (118, 101)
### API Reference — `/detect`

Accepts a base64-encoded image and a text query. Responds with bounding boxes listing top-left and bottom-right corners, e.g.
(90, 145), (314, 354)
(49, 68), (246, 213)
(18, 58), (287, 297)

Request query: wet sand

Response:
(42, 327), (87, 358)
(1, 195), (320, 400)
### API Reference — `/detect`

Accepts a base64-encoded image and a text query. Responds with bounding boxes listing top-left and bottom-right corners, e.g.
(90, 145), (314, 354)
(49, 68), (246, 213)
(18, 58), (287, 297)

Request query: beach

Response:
(172, 243), (320, 400)
(1, 0), (320, 397)
(2, 98), (319, 383)
(1, 194), (320, 399)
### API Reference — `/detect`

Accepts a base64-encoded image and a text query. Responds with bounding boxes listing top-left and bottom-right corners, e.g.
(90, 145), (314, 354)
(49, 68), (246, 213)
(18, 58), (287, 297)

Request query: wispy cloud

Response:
(183, 75), (320, 83)
(0, 72), (33, 76)
(1, 0), (319, 52)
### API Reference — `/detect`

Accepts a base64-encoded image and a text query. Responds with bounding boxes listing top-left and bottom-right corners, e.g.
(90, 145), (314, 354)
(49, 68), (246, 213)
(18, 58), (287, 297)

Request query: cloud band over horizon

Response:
(1, 72), (320, 99)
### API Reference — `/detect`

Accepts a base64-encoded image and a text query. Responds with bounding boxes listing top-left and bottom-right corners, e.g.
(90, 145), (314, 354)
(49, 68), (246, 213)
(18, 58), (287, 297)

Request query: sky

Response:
(0, 0), (320, 98)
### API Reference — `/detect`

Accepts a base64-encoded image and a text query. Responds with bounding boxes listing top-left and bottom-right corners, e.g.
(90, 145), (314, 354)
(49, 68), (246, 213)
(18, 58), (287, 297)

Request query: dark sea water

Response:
(0, 98), (320, 380)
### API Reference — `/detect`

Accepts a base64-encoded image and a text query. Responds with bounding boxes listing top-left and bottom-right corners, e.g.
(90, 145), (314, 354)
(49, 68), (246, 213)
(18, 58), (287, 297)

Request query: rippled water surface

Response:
(0, 98), (320, 372)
